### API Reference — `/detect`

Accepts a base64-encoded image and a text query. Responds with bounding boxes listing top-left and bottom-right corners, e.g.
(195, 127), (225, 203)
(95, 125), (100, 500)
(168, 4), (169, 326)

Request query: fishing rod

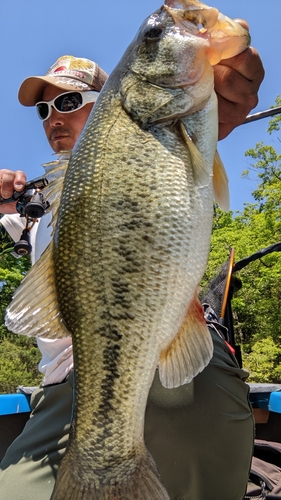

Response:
(243, 105), (281, 124)
(233, 242), (281, 272)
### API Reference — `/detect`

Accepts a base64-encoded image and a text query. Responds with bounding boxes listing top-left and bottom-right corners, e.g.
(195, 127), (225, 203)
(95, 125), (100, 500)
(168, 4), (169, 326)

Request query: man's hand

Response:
(215, 20), (265, 140)
(0, 169), (26, 214)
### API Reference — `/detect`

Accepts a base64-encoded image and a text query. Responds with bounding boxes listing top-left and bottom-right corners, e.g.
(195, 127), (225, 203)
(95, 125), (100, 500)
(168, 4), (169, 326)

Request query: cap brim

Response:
(18, 76), (93, 106)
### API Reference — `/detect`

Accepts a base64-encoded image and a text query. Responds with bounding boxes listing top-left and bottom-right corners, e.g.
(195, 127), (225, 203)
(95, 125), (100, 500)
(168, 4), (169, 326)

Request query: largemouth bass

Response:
(6, 1), (250, 499)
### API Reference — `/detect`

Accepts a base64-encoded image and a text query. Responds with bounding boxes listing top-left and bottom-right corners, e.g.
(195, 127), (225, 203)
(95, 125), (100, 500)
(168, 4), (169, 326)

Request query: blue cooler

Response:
(249, 383), (281, 412)
(0, 393), (31, 416)
(0, 388), (33, 461)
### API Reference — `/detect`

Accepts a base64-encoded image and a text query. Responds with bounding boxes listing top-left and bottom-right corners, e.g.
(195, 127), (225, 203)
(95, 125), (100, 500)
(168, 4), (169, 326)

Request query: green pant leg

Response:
(0, 332), (253, 500)
(145, 329), (254, 500)
(0, 373), (73, 500)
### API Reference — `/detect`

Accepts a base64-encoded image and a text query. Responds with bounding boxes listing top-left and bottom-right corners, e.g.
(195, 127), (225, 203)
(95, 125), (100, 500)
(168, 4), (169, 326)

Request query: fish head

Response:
(118, 0), (250, 107)
(164, 0), (251, 65)
(114, 5), (216, 126)
(128, 6), (212, 91)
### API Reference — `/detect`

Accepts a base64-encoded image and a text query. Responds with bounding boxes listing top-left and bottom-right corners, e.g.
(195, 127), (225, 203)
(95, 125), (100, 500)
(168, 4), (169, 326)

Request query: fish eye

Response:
(144, 25), (164, 42)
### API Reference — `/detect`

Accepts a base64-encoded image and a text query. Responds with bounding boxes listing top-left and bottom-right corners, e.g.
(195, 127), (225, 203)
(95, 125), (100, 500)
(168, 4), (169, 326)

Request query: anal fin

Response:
(158, 292), (213, 388)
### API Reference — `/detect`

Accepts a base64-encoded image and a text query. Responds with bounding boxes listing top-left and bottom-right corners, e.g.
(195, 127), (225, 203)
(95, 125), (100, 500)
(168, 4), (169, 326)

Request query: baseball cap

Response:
(18, 55), (108, 106)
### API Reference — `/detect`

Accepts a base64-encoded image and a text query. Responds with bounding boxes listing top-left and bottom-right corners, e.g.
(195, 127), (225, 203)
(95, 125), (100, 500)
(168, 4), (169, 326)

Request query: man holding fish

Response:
(0, 1), (264, 499)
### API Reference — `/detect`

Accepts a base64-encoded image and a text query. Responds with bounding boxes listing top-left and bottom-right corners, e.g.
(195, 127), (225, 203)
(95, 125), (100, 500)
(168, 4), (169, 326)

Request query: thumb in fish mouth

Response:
(164, 0), (220, 31)
(233, 18), (250, 32)
(164, 1), (251, 65)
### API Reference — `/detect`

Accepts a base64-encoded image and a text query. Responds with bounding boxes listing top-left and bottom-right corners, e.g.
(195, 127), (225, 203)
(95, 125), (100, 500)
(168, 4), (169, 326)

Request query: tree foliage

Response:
(0, 226), (42, 393)
(205, 98), (281, 382)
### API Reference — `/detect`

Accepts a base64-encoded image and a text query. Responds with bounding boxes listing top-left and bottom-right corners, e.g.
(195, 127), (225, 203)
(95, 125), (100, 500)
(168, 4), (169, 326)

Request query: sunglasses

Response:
(36, 90), (100, 121)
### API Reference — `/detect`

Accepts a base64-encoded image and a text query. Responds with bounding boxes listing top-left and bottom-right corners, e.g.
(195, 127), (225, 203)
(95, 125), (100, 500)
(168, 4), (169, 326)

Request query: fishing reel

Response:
(0, 176), (49, 256)
(14, 228), (33, 256)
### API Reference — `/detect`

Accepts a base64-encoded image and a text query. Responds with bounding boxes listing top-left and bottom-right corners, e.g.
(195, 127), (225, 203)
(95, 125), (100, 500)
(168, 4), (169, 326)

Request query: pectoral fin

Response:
(180, 121), (211, 186)
(213, 149), (229, 211)
(158, 292), (213, 388)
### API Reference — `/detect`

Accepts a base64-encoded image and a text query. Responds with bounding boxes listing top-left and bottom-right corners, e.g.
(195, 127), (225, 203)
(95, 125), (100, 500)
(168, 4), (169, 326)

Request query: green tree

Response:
(243, 95), (281, 218)
(0, 226), (42, 393)
(206, 98), (281, 382)
(243, 337), (281, 383)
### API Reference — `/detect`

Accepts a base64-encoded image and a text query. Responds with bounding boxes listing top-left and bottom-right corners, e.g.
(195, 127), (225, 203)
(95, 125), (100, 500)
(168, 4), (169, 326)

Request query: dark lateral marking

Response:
(98, 343), (121, 420)
(97, 325), (123, 342)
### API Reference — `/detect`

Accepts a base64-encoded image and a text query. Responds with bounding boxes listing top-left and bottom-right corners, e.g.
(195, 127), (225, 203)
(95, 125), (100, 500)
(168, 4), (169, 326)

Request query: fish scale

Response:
(5, 1), (250, 498)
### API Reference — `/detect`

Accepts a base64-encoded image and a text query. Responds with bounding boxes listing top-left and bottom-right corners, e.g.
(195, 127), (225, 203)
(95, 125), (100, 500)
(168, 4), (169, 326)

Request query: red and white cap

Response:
(18, 55), (108, 106)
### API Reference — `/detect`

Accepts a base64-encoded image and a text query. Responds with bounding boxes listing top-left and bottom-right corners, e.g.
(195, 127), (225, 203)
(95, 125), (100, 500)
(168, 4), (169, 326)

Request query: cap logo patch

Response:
(54, 66), (67, 73)
(51, 69), (86, 79)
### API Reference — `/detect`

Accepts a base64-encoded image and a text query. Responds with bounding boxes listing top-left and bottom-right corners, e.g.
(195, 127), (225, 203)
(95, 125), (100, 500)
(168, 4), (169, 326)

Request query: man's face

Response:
(41, 85), (94, 153)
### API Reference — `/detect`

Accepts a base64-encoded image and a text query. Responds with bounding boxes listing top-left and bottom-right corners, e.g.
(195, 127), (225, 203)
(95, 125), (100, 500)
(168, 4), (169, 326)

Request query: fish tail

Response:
(50, 450), (170, 500)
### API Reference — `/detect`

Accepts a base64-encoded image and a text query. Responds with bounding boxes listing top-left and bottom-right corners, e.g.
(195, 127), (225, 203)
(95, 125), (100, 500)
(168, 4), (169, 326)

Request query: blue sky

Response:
(0, 0), (279, 212)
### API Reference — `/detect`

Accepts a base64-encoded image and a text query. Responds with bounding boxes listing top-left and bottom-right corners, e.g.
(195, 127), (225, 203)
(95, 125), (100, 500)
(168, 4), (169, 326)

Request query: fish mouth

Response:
(163, 0), (250, 65)
(164, 0), (219, 31)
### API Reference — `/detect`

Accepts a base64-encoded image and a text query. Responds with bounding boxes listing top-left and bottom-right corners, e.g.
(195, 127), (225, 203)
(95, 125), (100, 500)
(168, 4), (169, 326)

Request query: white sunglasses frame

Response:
(36, 90), (100, 121)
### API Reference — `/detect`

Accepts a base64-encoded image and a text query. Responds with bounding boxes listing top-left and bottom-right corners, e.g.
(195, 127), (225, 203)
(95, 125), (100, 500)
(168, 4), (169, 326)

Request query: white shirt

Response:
(1, 213), (73, 386)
